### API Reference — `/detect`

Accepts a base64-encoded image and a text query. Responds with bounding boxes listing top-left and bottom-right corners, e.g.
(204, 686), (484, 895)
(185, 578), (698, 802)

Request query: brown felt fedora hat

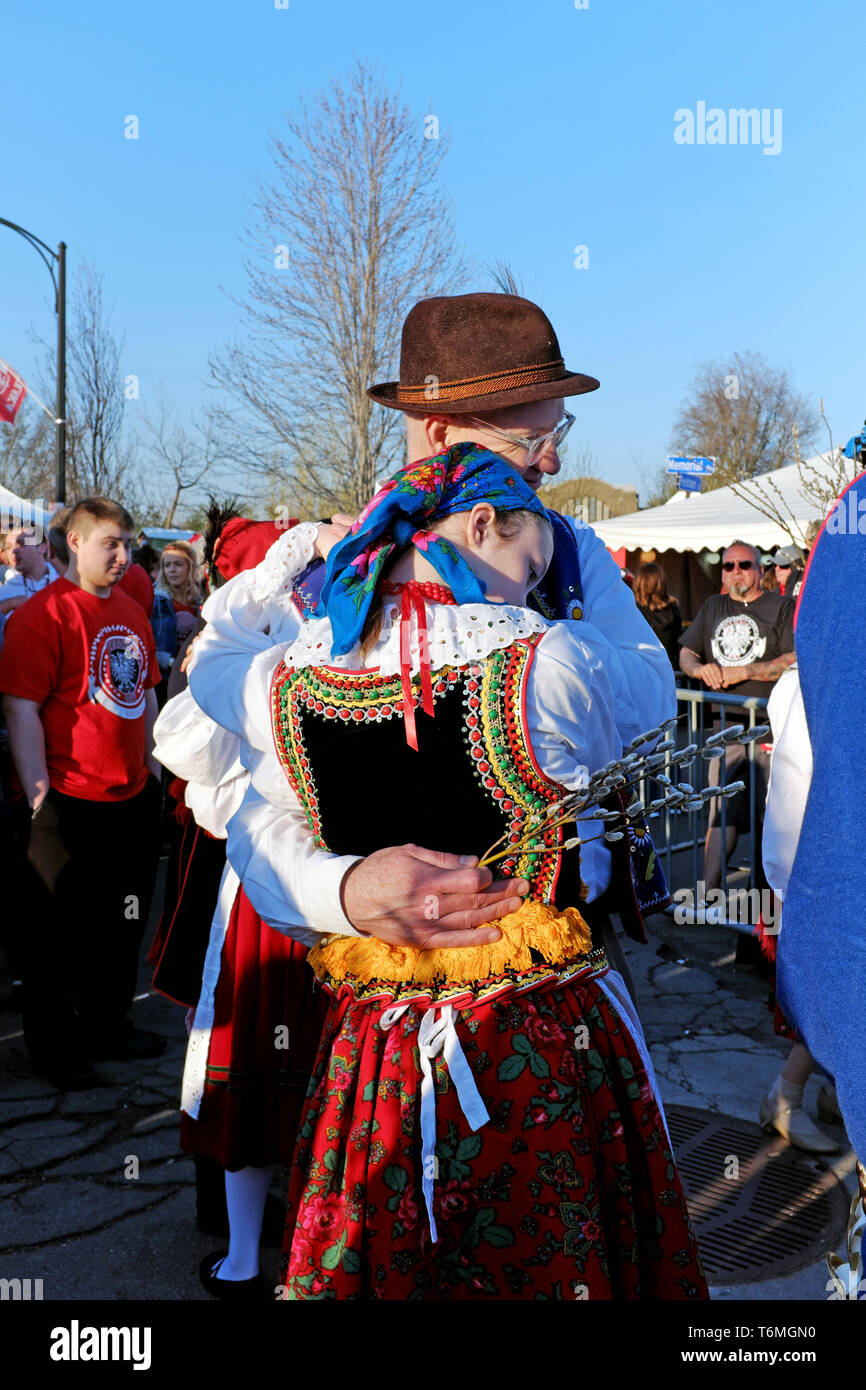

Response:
(367, 292), (600, 415)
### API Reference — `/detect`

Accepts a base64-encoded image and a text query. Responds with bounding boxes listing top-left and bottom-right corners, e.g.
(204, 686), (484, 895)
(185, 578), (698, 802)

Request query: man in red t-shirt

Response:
(0, 496), (166, 1086)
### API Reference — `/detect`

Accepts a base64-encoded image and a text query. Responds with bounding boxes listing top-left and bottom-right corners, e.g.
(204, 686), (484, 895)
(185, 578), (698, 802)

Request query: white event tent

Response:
(591, 451), (858, 620)
(592, 451), (856, 556)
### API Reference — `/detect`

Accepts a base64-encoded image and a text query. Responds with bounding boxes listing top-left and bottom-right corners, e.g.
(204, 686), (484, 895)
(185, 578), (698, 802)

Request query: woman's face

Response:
(440, 507), (554, 607)
(162, 551), (190, 589)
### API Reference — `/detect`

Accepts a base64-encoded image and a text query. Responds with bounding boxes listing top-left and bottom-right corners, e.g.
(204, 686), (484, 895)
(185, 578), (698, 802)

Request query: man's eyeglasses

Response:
(722, 560), (756, 572)
(467, 411), (575, 469)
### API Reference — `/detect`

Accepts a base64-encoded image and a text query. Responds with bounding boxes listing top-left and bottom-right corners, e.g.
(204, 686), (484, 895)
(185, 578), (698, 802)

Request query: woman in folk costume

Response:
(152, 511), (328, 1298)
(223, 444), (707, 1300)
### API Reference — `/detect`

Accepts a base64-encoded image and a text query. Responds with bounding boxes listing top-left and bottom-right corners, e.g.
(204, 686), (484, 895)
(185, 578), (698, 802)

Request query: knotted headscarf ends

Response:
(380, 578), (456, 751)
(318, 442), (547, 660)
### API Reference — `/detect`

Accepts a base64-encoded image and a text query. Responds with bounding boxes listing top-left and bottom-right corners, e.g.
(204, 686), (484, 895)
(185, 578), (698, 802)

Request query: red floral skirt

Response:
(279, 970), (708, 1299)
(181, 886), (329, 1171)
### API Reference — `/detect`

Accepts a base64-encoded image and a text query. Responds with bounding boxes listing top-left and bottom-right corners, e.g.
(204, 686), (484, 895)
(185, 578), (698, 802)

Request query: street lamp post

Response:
(0, 218), (67, 503)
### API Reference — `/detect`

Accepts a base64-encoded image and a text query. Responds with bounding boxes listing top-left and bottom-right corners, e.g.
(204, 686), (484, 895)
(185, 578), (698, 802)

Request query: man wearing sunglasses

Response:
(679, 540), (796, 907)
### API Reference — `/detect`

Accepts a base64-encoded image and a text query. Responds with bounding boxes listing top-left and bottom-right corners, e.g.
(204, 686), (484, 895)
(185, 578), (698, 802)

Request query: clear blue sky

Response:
(2, 0), (864, 502)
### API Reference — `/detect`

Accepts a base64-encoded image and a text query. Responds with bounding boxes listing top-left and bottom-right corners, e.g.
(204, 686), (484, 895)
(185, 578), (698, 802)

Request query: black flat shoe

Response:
(29, 1053), (99, 1091)
(89, 1027), (167, 1060)
(199, 1251), (270, 1301)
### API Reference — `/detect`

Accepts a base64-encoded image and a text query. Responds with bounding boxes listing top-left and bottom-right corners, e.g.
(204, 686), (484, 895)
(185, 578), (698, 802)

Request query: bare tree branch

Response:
(209, 61), (469, 516)
(64, 264), (136, 501)
(0, 410), (54, 503)
(671, 349), (817, 491)
(21, 261), (139, 509)
(729, 402), (851, 555)
(137, 389), (231, 526)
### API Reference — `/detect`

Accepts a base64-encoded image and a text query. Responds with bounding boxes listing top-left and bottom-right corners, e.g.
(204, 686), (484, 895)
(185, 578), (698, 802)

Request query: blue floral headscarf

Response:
(319, 442), (548, 656)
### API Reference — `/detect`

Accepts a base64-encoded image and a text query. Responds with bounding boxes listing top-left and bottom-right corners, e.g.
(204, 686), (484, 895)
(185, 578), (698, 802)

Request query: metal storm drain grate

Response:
(667, 1104), (849, 1284)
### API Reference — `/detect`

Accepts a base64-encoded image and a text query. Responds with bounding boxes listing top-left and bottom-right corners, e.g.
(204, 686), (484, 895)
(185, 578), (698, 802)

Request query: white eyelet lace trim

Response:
(247, 521), (319, 602)
(283, 601), (549, 676)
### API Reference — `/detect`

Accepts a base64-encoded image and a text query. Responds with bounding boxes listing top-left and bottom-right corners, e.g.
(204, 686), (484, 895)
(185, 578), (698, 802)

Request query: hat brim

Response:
(366, 371), (600, 415)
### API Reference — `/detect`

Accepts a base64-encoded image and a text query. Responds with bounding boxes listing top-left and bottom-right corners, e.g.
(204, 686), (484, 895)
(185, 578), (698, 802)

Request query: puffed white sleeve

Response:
(527, 621), (620, 778)
(526, 622), (622, 901)
(186, 521), (319, 741)
(569, 520), (676, 746)
(152, 686), (248, 837)
(153, 686), (245, 787)
(762, 666), (812, 902)
(221, 644), (363, 941)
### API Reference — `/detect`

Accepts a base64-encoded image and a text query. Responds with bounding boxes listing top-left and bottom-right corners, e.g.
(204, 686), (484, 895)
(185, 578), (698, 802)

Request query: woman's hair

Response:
(633, 562), (674, 611)
(134, 543), (160, 573)
(358, 506), (548, 658)
(47, 505), (72, 566)
(761, 564), (778, 592)
(156, 540), (203, 608)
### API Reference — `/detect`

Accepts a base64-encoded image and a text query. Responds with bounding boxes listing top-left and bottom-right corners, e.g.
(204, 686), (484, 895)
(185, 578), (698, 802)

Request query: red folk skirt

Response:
(278, 969), (708, 1300)
(181, 886), (329, 1172)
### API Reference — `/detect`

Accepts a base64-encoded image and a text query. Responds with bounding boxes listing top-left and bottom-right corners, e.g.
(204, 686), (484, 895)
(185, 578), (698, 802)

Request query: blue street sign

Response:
(678, 473), (702, 492)
(666, 454), (716, 475)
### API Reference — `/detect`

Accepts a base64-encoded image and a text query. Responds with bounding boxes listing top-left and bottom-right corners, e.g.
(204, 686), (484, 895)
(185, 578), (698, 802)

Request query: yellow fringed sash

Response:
(308, 898), (593, 989)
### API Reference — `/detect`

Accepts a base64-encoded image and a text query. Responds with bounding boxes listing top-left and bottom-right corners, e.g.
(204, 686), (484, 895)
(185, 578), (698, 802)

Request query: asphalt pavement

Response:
(0, 887), (856, 1303)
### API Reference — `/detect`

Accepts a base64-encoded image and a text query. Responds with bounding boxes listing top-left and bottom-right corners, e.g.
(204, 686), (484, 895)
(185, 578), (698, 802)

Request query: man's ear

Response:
(66, 530), (82, 556)
(424, 416), (452, 453)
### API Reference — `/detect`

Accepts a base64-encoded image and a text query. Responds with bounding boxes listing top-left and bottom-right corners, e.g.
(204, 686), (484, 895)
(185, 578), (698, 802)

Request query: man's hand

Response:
(340, 844), (530, 949)
(719, 665), (749, 688)
(680, 647), (724, 690)
(315, 514), (355, 563)
(695, 662), (724, 690)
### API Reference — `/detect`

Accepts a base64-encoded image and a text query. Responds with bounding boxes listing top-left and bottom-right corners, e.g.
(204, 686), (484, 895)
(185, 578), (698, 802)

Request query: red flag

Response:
(0, 361), (27, 424)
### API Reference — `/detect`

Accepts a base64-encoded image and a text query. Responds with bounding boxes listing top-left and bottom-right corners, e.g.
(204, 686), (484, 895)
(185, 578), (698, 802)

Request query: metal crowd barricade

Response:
(645, 687), (770, 932)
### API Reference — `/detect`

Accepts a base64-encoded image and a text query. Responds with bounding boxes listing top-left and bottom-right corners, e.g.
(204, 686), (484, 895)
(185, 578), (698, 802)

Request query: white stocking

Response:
(215, 1165), (273, 1281)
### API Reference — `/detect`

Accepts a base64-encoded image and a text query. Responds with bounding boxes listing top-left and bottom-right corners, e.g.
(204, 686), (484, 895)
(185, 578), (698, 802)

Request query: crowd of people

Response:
(0, 289), (858, 1301)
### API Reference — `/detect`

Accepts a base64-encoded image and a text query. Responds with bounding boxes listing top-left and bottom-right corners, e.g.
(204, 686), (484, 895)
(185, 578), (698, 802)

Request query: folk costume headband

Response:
(318, 443), (548, 749)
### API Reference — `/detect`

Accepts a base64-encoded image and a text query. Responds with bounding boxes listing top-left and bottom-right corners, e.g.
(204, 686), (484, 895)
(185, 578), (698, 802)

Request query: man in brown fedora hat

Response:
(177, 291), (674, 979)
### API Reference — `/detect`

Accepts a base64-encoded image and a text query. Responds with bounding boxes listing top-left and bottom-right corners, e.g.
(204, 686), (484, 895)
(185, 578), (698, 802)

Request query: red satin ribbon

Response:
(381, 580), (456, 751)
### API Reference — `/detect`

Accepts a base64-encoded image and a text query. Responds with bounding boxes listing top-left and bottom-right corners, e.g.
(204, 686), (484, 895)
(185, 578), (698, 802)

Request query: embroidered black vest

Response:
(287, 516), (670, 937)
(270, 635), (583, 911)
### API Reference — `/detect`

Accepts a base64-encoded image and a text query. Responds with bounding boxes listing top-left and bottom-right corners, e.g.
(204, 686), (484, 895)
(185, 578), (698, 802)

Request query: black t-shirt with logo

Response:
(679, 591), (795, 698)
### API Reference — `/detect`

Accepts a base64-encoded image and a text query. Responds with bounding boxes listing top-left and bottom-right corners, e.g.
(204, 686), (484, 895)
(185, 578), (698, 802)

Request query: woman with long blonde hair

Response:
(156, 541), (203, 650)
